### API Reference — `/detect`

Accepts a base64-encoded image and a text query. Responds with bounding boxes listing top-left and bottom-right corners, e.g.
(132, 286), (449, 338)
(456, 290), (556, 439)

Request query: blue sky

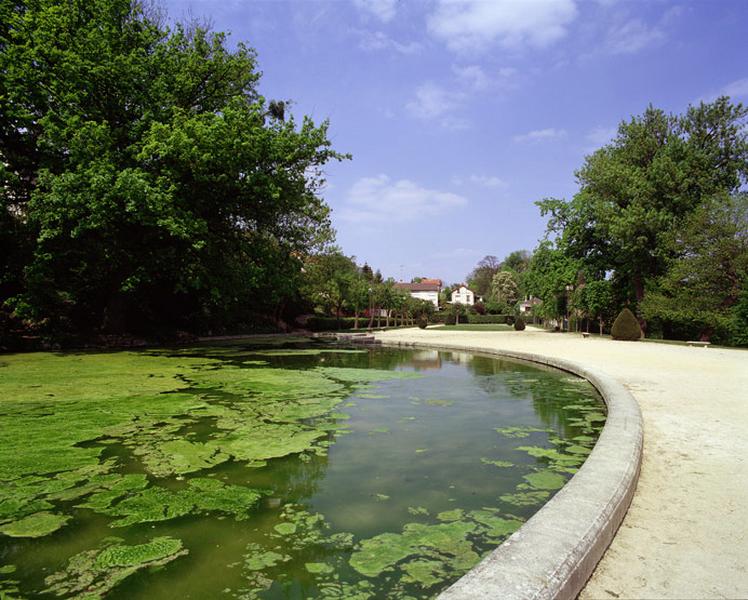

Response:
(162, 0), (748, 284)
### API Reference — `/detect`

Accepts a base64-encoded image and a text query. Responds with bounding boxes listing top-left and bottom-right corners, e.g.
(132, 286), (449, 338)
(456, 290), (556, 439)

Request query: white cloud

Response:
(353, 0), (397, 22)
(406, 82), (464, 120)
(513, 128), (567, 143)
(606, 19), (664, 54)
(452, 64), (518, 92)
(453, 174), (507, 188)
(339, 175), (468, 224)
(358, 30), (421, 54)
(696, 77), (748, 104)
(427, 0), (578, 53)
(713, 77), (748, 100)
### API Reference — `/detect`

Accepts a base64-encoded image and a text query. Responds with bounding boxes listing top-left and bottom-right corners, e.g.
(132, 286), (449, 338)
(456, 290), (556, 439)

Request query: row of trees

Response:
(301, 250), (435, 329)
(0, 0), (346, 344)
(520, 98), (747, 344)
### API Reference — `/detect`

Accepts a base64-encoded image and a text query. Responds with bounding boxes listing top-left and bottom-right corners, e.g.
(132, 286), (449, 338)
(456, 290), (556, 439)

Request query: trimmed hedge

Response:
(514, 316), (526, 331)
(611, 308), (642, 341)
(465, 314), (510, 324)
(305, 316), (359, 331)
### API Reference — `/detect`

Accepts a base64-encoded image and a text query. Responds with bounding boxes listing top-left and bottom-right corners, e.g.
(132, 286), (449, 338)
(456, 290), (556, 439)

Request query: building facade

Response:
(450, 285), (475, 306)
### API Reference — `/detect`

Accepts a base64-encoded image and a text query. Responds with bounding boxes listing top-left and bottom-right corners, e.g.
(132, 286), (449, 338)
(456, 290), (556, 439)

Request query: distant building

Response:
(519, 296), (542, 313)
(450, 285), (475, 306)
(394, 281), (441, 308)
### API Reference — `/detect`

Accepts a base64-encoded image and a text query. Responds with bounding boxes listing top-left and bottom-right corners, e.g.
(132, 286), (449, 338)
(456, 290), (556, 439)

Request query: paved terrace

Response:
(376, 327), (748, 599)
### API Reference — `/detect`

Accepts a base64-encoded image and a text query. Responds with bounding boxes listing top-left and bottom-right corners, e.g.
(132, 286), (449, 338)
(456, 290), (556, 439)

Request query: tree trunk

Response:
(385, 310), (390, 327)
(354, 310), (359, 329)
(632, 273), (647, 334)
(599, 318), (604, 336)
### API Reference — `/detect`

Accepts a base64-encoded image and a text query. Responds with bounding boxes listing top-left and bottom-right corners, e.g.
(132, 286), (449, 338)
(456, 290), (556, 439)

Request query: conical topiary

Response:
(611, 308), (642, 341)
(514, 316), (526, 331)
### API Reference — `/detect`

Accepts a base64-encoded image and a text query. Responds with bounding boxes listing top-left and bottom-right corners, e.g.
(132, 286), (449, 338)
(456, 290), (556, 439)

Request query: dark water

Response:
(0, 344), (605, 599)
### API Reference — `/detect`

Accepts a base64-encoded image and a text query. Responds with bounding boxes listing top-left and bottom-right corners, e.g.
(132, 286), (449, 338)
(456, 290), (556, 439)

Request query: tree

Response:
(490, 271), (519, 308)
(301, 250), (358, 328)
(467, 255), (500, 298)
(538, 99), (748, 331)
(348, 273), (371, 330)
(0, 0), (346, 340)
(640, 193), (748, 342)
(575, 279), (615, 334)
(523, 241), (582, 324)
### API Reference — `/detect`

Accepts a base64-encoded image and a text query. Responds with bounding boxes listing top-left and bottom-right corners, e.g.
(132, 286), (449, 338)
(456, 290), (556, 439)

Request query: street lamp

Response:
(565, 284), (574, 332)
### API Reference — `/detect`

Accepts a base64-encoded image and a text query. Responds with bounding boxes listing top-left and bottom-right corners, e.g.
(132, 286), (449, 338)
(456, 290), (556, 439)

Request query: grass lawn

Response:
(438, 324), (514, 332)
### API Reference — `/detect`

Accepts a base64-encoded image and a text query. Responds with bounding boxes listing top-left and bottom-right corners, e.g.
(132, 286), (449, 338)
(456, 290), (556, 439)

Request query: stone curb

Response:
(380, 339), (643, 600)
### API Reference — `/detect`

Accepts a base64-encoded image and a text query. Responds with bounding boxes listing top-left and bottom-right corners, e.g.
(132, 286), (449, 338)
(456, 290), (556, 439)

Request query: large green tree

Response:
(538, 99), (748, 330)
(0, 0), (344, 339)
(640, 193), (748, 341)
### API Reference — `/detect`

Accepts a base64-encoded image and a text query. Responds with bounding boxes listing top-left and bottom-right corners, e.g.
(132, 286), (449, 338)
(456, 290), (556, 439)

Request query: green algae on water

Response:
(43, 536), (187, 598)
(0, 511), (70, 538)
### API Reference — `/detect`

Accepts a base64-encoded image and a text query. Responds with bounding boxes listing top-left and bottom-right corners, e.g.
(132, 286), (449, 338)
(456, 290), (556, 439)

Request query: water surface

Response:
(0, 341), (606, 599)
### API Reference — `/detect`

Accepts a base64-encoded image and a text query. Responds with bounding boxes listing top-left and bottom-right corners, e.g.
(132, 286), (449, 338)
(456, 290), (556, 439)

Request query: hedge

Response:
(304, 316), (360, 331)
(465, 314), (510, 324)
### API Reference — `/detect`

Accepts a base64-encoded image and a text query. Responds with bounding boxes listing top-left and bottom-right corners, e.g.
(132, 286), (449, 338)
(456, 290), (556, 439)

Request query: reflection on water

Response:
(0, 343), (605, 600)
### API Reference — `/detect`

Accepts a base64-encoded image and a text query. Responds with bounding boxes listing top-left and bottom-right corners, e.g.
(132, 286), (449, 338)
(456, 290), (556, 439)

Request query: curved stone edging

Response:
(381, 340), (643, 600)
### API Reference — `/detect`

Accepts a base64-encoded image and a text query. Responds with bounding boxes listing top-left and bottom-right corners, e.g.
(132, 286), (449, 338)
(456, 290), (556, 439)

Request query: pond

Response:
(0, 339), (606, 599)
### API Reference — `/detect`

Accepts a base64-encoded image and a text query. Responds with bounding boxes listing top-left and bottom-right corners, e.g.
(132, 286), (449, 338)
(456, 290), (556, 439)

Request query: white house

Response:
(450, 285), (475, 306)
(394, 281), (441, 308)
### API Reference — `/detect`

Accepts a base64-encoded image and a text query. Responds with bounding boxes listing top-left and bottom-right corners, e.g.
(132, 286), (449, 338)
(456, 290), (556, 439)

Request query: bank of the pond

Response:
(376, 327), (748, 600)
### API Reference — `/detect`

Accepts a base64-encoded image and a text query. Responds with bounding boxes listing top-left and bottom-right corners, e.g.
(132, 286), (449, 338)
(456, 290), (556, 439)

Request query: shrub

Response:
(418, 316), (428, 329)
(444, 313), (457, 325)
(305, 316), (358, 331)
(465, 314), (508, 324)
(473, 301), (486, 315)
(611, 308), (642, 341)
(514, 316), (526, 331)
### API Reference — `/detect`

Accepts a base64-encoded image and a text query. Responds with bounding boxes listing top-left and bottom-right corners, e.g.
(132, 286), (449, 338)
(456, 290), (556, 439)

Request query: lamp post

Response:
(565, 284), (574, 332)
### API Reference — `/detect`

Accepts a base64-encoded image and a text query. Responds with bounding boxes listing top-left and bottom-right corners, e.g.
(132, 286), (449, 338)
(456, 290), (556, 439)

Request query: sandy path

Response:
(376, 327), (748, 599)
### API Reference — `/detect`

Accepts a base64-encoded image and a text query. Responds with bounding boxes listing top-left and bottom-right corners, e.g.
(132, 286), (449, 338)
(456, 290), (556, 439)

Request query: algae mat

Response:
(0, 342), (605, 599)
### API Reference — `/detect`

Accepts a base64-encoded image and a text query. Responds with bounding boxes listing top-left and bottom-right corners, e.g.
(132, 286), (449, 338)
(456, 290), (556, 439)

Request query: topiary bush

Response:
(611, 308), (642, 341)
(418, 316), (428, 329)
(513, 316), (526, 331)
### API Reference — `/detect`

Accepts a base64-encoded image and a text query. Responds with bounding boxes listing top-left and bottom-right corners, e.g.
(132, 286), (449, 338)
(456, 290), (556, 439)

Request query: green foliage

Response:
(732, 282), (748, 346)
(513, 316), (526, 331)
(0, 0), (345, 341)
(465, 314), (508, 324)
(466, 255), (500, 298)
(611, 308), (642, 341)
(537, 99), (748, 329)
(640, 193), (748, 342)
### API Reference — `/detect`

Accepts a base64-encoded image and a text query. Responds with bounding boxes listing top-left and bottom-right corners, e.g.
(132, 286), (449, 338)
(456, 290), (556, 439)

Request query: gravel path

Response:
(376, 327), (748, 599)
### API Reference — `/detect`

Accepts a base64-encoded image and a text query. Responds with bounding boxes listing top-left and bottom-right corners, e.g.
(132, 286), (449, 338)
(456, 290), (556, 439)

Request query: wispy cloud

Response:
(358, 30), (421, 55)
(605, 19), (665, 54)
(339, 175), (468, 224)
(353, 0), (397, 23)
(700, 77), (748, 103)
(405, 83), (469, 129)
(427, 0), (578, 53)
(452, 64), (518, 92)
(452, 174), (508, 188)
(406, 83), (463, 119)
(513, 128), (567, 143)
